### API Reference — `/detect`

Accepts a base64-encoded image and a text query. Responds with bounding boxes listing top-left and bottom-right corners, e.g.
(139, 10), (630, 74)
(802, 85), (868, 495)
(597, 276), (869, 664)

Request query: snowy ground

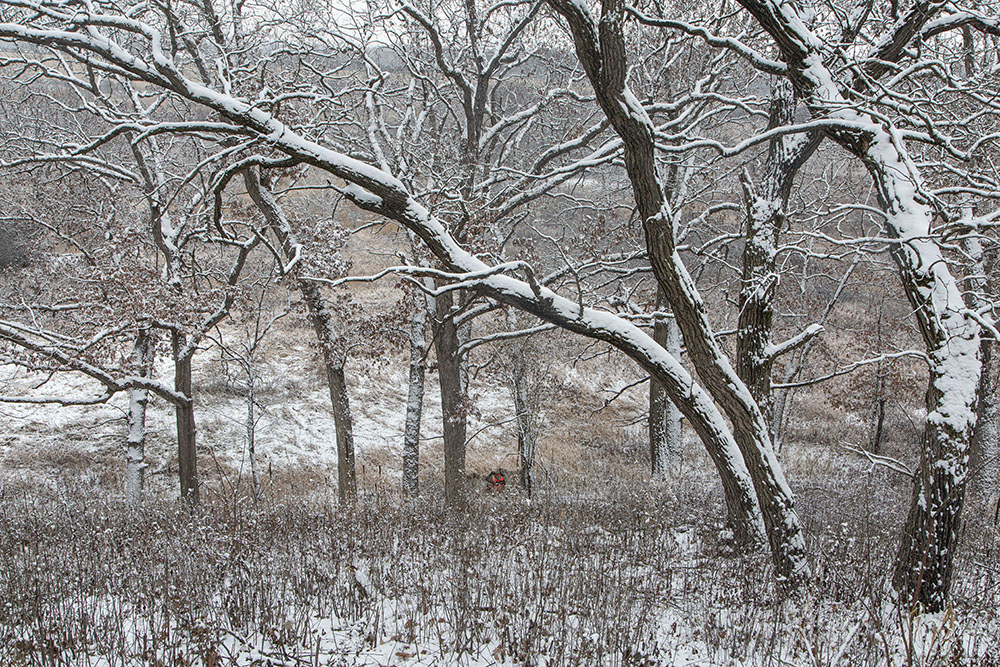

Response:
(1, 330), (999, 666)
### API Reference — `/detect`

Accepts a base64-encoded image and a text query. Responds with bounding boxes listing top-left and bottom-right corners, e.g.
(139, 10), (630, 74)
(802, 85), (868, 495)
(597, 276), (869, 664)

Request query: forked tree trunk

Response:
(125, 325), (154, 503)
(171, 331), (199, 503)
(551, 0), (804, 579)
(736, 0), (984, 612)
(435, 290), (467, 506)
(649, 289), (683, 478)
(737, 80), (820, 430)
(243, 169), (357, 503)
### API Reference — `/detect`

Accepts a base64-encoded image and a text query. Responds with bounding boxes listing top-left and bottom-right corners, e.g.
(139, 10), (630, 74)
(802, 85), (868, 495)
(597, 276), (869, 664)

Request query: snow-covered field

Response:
(1, 334), (999, 666)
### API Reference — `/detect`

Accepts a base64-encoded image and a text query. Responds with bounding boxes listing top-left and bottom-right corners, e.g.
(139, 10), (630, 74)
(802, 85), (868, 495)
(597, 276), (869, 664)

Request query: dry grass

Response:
(1, 477), (998, 666)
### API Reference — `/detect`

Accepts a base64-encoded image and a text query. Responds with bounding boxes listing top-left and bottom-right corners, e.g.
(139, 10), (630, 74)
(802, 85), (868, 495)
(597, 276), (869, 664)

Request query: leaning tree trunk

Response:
(649, 288), (683, 478)
(435, 289), (467, 506)
(733, 0), (984, 612)
(551, 0), (805, 581)
(171, 331), (199, 503)
(243, 169), (357, 503)
(855, 106), (981, 615)
(125, 325), (154, 503)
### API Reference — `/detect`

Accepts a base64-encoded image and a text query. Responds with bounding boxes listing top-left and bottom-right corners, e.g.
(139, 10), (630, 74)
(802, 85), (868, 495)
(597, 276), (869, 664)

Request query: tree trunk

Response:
(297, 281), (356, 503)
(171, 330), (199, 503)
(649, 289), (683, 478)
(964, 226), (998, 510)
(435, 290), (467, 506)
(551, 0), (804, 581)
(506, 312), (541, 497)
(125, 325), (154, 504)
(970, 342), (997, 507)
(402, 293), (429, 497)
(870, 300), (887, 455)
(737, 79), (820, 430)
(243, 169), (357, 503)
(511, 352), (538, 497)
(328, 363), (357, 502)
(246, 363), (261, 500)
(734, 0), (983, 611)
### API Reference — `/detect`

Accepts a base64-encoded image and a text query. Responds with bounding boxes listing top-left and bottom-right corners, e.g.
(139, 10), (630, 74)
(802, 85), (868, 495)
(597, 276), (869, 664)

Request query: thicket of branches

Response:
(0, 0), (999, 618)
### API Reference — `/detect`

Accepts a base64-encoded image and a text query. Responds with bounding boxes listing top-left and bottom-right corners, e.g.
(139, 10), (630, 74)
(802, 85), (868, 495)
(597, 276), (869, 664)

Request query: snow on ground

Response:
(0, 336), (526, 493)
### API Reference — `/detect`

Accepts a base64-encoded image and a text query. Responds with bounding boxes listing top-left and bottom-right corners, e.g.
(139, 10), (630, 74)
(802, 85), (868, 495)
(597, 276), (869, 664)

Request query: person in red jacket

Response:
(487, 471), (506, 492)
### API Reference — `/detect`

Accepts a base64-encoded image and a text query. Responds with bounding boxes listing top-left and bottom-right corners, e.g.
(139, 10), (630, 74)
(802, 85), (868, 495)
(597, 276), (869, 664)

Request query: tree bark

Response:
(125, 325), (154, 504)
(246, 358), (261, 500)
(970, 342), (997, 506)
(506, 312), (541, 497)
(243, 169), (357, 503)
(551, 0), (805, 581)
(435, 290), (467, 506)
(171, 330), (199, 503)
(737, 80), (820, 430)
(737, 0), (985, 613)
(402, 288), (431, 497)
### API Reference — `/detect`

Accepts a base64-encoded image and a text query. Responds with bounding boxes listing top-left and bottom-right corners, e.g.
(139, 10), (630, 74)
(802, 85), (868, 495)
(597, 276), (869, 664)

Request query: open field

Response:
(2, 314), (999, 665)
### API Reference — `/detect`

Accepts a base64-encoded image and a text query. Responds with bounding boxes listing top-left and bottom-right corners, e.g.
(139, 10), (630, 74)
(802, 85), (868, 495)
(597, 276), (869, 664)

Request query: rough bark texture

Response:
(435, 290), (467, 506)
(506, 312), (541, 497)
(243, 170), (357, 503)
(551, 0), (805, 581)
(510, 350), (538, 497)
(327, 363), (357, 502)
(970, 342), (998, 506)
(737, 80), (820, 428)
(738, 0), (985, 614)
(125, 326), (153, 503)
(171, 330), (199, 503)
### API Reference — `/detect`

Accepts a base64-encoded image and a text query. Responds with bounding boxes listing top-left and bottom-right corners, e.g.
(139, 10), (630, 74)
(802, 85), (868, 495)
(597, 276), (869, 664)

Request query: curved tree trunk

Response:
(550, 0), (806, 583)
(243, 169), (357, 503)
(734, 0), (984, 610)
(2, 14), (775, 565)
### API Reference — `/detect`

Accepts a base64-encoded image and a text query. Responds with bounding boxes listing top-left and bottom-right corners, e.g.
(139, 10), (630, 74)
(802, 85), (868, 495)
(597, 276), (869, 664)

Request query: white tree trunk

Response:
(125, 326), (153, 504)
(403, 274), (433, 497)
(650, 300), (683, 479)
